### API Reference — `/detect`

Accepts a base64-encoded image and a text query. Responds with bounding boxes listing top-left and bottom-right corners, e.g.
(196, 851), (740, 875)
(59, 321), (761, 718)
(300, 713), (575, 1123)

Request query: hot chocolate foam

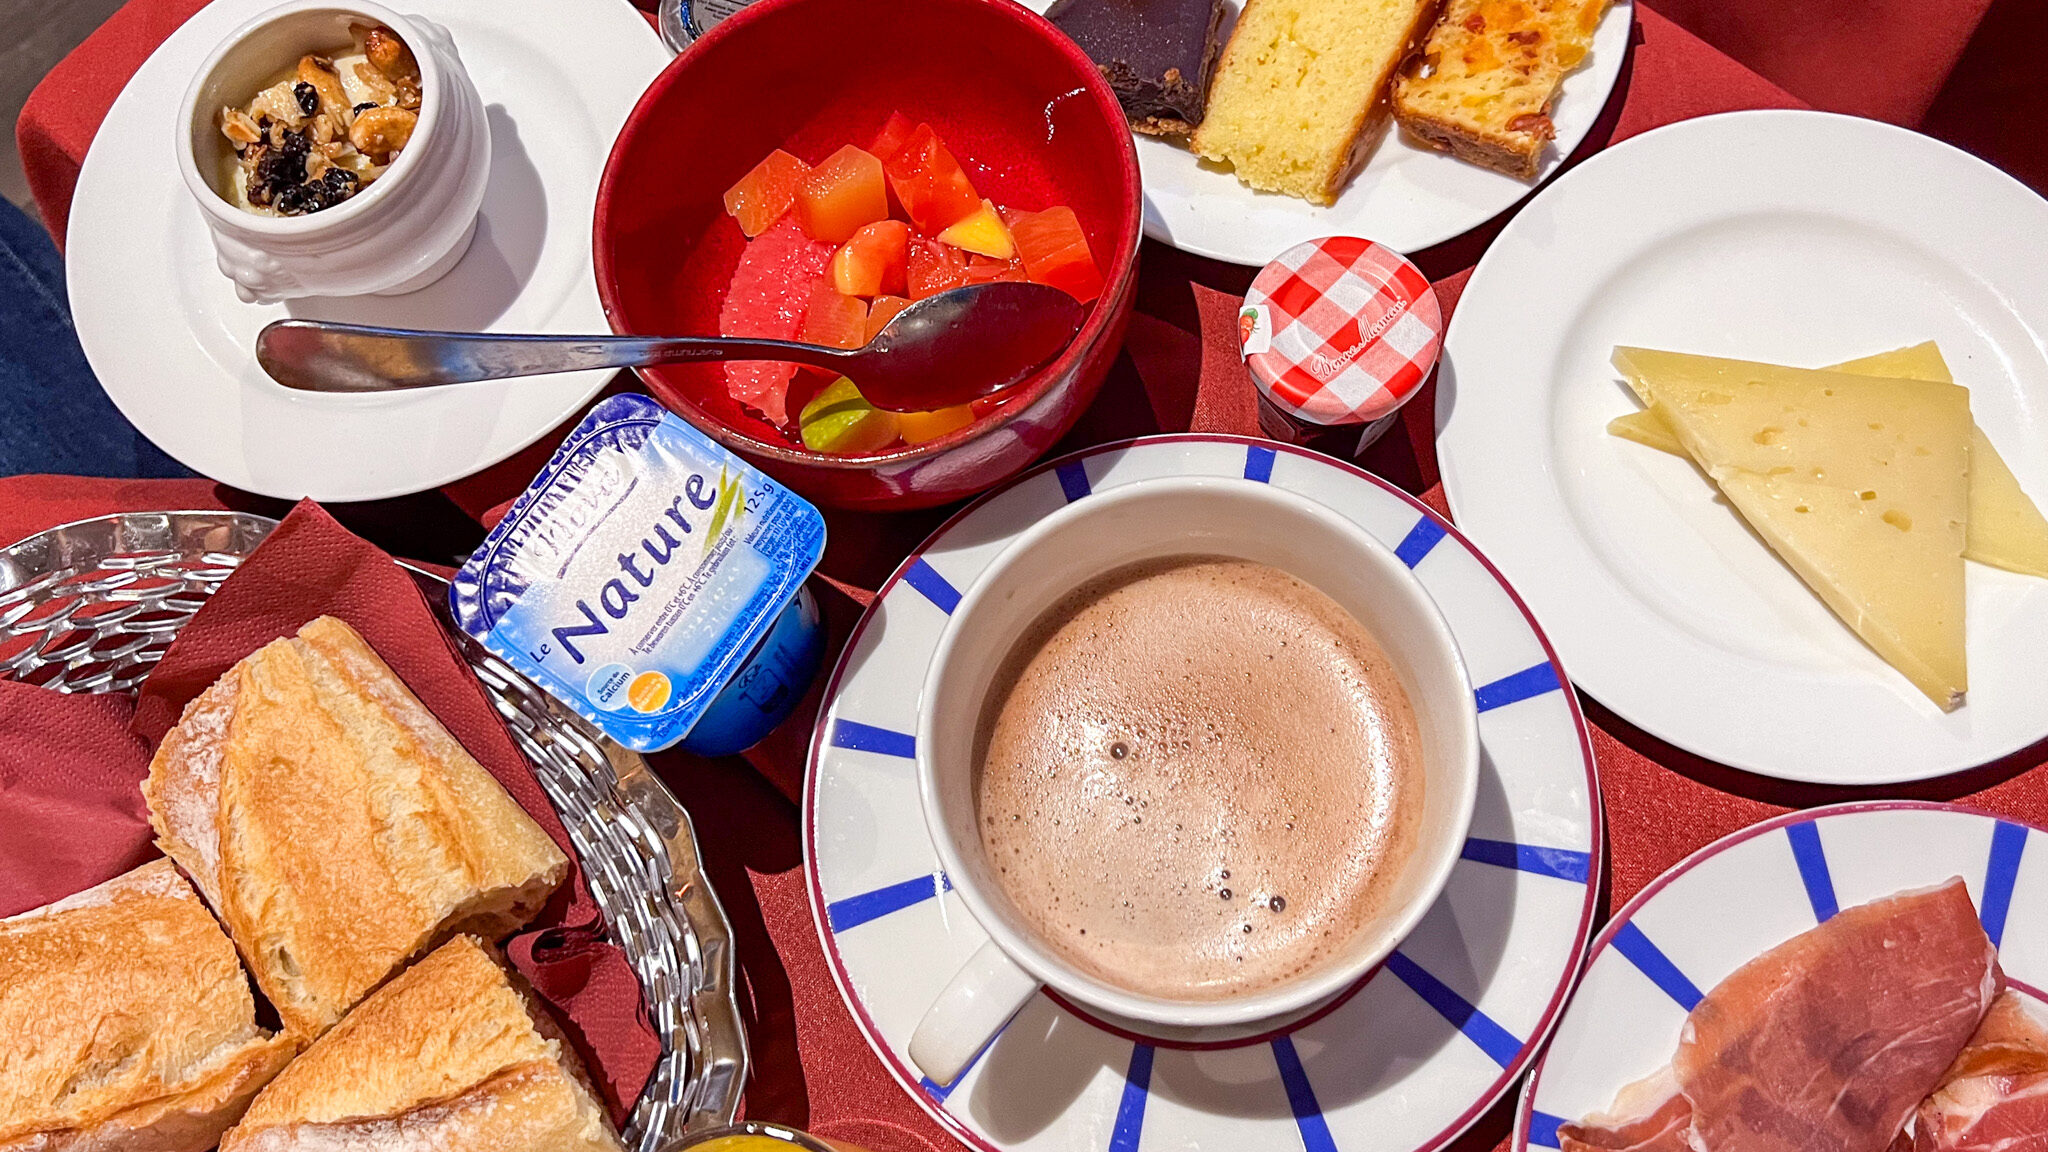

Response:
(975, 556), (1423, 1002)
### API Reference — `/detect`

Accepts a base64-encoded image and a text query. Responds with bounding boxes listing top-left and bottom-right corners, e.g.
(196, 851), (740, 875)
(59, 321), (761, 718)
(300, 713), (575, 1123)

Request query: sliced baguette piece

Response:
(144, 615), (569, 1041)
(220, 936), (622, 1152)
(0, 859), (297, 1152)
(1391, 0), (1610, 179)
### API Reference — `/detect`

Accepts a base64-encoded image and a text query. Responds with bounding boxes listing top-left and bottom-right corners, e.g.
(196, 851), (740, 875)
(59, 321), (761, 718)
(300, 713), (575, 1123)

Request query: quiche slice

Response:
(1392, 0), (1610, 179)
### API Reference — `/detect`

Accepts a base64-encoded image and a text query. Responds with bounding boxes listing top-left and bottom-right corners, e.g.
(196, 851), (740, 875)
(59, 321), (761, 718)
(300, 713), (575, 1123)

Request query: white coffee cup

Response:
(908, 476), (1481, 1084)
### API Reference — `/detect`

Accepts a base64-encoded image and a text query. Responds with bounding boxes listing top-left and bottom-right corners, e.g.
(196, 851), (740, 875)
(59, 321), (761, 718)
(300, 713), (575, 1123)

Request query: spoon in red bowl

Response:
(254, 281), (1087, 414)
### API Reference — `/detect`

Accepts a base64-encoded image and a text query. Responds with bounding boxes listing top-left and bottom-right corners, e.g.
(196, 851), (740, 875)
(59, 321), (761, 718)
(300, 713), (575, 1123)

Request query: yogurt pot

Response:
(452, 394), (828, 755)
(1238, 236), (1443, 455)
(177, 0), (490, 303)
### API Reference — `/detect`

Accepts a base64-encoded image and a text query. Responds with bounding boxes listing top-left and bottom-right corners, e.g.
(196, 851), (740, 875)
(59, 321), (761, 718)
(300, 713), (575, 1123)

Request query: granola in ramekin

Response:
(218, 23), (422, 216)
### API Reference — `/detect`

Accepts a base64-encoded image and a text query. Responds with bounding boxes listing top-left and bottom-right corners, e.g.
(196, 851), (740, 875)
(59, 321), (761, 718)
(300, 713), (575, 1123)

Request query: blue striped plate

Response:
(805, 435), (1603, 1152)
(1518, 802), (2047, 1151)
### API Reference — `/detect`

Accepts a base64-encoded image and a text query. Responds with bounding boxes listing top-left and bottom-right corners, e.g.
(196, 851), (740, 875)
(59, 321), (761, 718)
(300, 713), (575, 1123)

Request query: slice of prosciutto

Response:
(1906, 992), (2048, 1152)
(1675, 879), (2001, 1152)
(1561, 1067), (1695, 1152)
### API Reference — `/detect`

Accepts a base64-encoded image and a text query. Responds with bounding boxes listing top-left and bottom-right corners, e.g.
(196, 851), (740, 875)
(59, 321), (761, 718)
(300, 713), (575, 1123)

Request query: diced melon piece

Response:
(907, 238), (969, 300)
(882, 124), (982, 234)
(1009, 206), (1104, 303)
(723, 149), (811, 238)
(829, 220), (910, 298)
(795, 145), (890, 243)
(799, 280), (870, 350)
(870, 112), (917, 162)
(897, 405), (975, 444)
(938, 199), (1015, 260)
(865, 295), (912, 341)
(800, 376), (899, 454)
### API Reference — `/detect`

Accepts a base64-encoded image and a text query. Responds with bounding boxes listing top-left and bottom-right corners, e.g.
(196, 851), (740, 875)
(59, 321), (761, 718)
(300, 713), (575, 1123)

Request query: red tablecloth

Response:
(12, 3), (2048, 1152)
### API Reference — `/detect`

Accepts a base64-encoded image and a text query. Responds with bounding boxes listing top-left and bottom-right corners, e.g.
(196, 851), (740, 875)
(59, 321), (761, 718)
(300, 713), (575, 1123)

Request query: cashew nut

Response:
(363, 26), (420, 87)
(296, 54), (353, 130)
(220, 107), (261, 145)
(349, 105), (416, 164)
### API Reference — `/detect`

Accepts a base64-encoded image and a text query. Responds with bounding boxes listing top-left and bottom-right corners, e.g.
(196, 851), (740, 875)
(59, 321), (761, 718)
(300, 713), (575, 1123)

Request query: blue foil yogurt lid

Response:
(452, 394), (826, 751)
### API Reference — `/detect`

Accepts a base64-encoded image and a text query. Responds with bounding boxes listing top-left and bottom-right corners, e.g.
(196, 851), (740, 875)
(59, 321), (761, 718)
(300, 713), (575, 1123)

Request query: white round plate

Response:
(1436, 110), (2048, 784)
(1014, 0), (1632, 263)
(1519, 802), (2048, 1152)
(66, 0), (670, 501)
(806, 435), (1602, 1152)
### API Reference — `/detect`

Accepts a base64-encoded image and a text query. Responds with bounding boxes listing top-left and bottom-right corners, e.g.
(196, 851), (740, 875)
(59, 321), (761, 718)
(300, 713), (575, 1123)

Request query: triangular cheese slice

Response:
(1613, 347), (1970, 709)
(1966, 430), (2048, 578)
(1609, 343), (2048, 578)
(1829, 341), (1953, 381)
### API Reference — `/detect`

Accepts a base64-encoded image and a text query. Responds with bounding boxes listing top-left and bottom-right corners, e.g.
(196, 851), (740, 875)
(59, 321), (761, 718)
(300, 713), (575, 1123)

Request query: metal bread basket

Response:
(0, 510), (746, 1150)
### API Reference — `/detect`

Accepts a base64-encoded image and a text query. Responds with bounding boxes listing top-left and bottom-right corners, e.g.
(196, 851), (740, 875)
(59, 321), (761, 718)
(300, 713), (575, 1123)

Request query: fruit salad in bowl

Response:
(594, 0), (1141, 510)
(716, 116), (1106, 455)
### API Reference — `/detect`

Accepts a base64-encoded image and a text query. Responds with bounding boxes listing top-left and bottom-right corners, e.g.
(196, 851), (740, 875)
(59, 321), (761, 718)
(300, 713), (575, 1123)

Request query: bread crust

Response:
(221, 937), (621, 1152)
(1390, 0), (1610, 180)
(143, 616), (569, 1040)
(0, 860), (297, 1152)
(1395, 108), (1544, 179)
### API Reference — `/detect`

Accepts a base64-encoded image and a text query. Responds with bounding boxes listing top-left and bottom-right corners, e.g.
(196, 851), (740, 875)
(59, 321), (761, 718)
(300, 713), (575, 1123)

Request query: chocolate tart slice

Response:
(1046, 0), (1226, 136)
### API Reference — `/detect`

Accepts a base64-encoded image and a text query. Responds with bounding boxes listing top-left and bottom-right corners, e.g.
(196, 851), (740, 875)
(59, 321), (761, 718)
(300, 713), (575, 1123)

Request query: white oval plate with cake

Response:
(1518, 802), (2048, 1152)
(805, 435), (1603, 1152)
(1436, 110), (2048, 785)
(1017, 0), (1632, 262)
(65, 0), (669, 501)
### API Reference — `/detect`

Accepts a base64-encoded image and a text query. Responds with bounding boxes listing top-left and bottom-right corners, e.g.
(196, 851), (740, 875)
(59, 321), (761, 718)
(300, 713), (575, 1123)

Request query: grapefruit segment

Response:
(907, 238), (969, 300)
(830, 220), (911, 297)
(799, 280), (870, 350)
(717, 217), (835, 426)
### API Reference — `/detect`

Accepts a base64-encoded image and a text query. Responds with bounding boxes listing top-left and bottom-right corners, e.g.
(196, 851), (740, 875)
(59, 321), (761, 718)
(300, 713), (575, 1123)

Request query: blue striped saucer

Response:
(1519, 801), (2047, 1151)
(804, 434), (1604, 1152)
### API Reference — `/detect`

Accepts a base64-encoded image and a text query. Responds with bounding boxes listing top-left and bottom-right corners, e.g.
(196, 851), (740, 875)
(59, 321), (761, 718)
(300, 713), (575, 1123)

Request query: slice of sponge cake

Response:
(1191, 0), (1442, 205)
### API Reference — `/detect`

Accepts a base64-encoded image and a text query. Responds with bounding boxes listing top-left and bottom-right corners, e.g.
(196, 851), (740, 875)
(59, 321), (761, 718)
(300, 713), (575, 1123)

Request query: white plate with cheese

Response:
(1436, 109), (2048, 784)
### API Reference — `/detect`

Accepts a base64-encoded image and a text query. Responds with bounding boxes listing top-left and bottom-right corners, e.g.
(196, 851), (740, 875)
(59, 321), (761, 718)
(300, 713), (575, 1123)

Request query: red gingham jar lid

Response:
(1238, 237), (1444, 426)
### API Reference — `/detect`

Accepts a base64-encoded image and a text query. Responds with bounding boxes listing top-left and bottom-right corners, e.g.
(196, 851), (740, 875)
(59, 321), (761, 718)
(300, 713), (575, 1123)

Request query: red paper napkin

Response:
(0, 684), (160, 913)
(1, 500), (659, 1119)
(8, 5), (2025, 1152)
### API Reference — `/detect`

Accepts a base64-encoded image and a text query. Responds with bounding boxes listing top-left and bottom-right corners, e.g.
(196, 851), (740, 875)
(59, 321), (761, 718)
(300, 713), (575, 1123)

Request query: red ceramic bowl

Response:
(594, 0), (1141, 510)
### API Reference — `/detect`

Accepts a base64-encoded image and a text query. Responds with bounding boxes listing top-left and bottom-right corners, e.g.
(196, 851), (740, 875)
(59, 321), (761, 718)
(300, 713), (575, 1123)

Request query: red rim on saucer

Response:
(1240, 236), (1443, 427)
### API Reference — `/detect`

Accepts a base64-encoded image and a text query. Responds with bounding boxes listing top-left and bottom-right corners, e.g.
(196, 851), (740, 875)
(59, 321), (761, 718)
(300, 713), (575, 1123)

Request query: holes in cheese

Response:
(1608, 342), (2048, 579)
(1611, 344), (1972, 709)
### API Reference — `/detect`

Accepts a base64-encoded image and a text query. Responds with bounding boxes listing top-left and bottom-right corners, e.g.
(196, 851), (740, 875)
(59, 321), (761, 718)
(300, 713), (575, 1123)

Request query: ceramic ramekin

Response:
(177, 0), (489, 303)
